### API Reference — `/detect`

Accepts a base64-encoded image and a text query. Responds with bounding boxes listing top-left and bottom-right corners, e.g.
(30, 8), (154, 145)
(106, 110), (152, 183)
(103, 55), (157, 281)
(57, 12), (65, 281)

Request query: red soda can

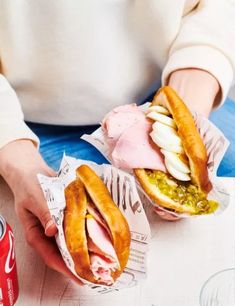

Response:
(0, 215), (19, 306)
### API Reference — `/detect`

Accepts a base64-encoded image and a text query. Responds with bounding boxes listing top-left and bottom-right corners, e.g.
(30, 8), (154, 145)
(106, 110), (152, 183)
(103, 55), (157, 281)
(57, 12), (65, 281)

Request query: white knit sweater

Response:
(0, 0), (235, 147)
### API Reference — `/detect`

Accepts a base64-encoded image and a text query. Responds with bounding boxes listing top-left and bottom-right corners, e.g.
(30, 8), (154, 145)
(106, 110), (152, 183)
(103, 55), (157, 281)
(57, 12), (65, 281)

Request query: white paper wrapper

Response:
(81, 103), (230, 218)
(37, 155), (151, 293)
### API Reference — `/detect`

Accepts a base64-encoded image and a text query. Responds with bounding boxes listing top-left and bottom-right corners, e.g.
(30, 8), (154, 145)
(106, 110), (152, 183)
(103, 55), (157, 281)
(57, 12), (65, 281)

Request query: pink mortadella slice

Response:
(102, 104), (146, 153)
(111, 119), (166, 171)
(102, 104), (166, 171)
(87, 201), (112, 239)
(89, 254), (118, 285)
(86, 216), (120, 285)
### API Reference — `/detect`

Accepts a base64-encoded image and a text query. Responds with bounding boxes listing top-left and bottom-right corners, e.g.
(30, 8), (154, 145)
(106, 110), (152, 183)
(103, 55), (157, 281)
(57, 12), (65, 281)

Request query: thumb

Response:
(44, 216), (58, 237)
(37, 207), (58, 237)
(38, 166), (58, 236)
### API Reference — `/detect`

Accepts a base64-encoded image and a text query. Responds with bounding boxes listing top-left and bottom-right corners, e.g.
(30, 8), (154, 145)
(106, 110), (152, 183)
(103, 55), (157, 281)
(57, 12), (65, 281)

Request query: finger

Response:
(45, 166), (57, 177)
(153, 207), (181, 221)
(44, 219), (58, 237)
(29, 199), (57, 237)
(36, 170), (58, 236)
(28, 163), (57, 235)
(25, 217), (83, 285)
(19, 209), (83, 284)
(24, 183), (58, 237)
(17, 198), (57, 237)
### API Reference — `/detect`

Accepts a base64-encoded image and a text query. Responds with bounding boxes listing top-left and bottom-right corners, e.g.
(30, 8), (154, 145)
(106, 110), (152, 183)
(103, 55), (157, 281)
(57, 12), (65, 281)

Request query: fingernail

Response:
(45, 219), (55, 233)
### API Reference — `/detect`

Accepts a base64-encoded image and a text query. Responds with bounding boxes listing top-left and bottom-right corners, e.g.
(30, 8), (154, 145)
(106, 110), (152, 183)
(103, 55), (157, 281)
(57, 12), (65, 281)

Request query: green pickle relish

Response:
(146, 170), (218, 214)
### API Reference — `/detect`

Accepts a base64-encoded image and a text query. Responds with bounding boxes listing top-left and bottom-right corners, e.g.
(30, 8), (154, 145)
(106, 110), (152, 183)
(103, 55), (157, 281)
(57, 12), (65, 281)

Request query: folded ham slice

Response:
(102, 104), (166, 171)
(102, 104), (145, 153)
(86, 215), (120, 285)
(89, 254), (118, 285)
(87, 201), (112, 239)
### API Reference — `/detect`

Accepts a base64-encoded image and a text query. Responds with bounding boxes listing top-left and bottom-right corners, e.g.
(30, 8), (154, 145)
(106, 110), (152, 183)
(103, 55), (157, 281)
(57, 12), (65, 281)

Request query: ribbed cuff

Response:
(162, 45), (234, 107)
(0, 120), (40, 150)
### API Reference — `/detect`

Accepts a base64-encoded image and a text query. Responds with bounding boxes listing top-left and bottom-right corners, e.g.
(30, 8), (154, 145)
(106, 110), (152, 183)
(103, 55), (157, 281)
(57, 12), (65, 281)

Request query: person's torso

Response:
(0, 0), (199, 124)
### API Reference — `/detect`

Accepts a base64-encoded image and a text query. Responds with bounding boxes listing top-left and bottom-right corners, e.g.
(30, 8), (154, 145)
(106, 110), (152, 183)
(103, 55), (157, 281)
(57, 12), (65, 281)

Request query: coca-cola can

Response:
(0, 215), (19, 306)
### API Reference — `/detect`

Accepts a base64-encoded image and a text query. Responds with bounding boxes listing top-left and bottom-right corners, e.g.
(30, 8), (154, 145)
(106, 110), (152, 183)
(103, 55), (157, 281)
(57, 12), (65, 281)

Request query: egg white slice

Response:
(161, 149), (190, 174)
(165, 159), (191, 181)
(147, 112), (177, 129)
(152, 122), (182, 146)
(150, 131), (184, 154)
(146, 105), (170, 115)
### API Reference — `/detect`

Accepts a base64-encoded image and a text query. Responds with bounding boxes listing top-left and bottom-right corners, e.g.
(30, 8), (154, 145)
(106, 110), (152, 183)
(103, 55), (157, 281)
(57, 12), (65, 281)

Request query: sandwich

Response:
(63, 164), (131, 285)
(134, 86), (218, 215)
(102, 86), (218, 215)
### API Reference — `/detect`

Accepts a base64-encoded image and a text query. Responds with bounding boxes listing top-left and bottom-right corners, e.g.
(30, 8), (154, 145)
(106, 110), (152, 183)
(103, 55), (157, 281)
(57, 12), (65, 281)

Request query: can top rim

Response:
(0, 215), (6, 240)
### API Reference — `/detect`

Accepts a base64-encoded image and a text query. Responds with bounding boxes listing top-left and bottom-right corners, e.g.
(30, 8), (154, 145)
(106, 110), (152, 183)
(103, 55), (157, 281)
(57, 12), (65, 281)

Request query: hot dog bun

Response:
(64, 179), (94, 282)
(64, 165), (131, 284)
(134, 169), (196, 214)
(152, 86), (211, 193)
(135, 86), (217, 215)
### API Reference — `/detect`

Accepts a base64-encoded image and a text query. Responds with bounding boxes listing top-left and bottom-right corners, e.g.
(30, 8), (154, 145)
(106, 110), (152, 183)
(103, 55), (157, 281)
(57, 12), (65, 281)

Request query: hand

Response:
(168, 68), (220, 117)
(0, 140), (82, 284)
(153, 207), (180, 221)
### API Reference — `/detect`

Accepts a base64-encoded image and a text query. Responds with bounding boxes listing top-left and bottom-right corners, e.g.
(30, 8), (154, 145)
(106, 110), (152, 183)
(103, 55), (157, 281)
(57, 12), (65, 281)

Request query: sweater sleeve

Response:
(0, 74), (39, 149)
(162, 0), (235, 106)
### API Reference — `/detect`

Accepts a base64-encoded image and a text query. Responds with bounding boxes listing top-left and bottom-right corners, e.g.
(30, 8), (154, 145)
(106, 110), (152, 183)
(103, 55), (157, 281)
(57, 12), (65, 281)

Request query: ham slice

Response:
(102, 104), (166, 171)
(87, 201), (112, 239)
(86, 215), (120, 285)
(102, 104), (145, 153)
(89, 254), (118, 285)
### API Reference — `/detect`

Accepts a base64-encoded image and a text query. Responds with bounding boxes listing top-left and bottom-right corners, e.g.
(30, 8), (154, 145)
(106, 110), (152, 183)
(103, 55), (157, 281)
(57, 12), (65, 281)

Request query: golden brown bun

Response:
(134, 169), (196, 214)
(64, 179), (95, 282)
(76, 165), (131, 282)
(152, 86), (212, 193)
(64, 165), (131, 285)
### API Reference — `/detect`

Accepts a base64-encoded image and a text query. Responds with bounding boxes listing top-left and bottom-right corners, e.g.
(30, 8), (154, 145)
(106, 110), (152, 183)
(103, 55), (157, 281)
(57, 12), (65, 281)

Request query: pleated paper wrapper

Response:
(81, 103), (230, 218)
(37, 155), (151, 293)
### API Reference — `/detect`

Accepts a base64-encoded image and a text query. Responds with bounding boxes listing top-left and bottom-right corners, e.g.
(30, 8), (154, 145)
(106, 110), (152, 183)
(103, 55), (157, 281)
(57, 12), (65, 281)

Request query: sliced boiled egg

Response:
(165, 159), (191, 181)
(150, 131), (184, 154)
(161, 149), (190, 174)
(152, 122), (181, 146)
(146, 99), (192, 181)
(146, 105), (170, 115)
(147, 112), (177, 129)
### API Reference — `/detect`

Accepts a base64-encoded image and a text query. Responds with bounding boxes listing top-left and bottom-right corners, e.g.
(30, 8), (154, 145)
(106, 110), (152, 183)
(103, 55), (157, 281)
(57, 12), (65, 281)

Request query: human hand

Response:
(168, 68), (220, 117)
(0, 140), (82, 284)
(153, 207), (180, 221)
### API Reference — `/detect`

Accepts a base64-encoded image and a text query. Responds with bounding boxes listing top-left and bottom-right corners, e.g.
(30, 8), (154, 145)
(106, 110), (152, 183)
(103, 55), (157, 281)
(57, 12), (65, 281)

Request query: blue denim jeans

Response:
(27, 123), (109, 171)
(209, 98), (235, 177)
(27, 98), (235, 177)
